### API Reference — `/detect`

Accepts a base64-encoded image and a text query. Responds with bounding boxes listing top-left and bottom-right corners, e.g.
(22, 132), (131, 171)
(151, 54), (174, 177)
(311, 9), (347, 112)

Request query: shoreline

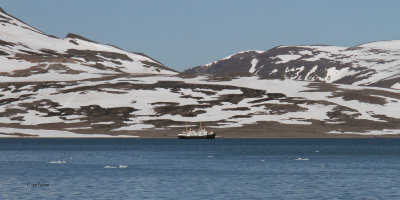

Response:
(1, 135), (400, 139)
(1, 121), (399, 139)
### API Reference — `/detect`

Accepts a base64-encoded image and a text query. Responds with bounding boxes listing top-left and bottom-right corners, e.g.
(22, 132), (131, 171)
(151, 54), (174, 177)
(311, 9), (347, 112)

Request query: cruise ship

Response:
(177, 123), (216, 139)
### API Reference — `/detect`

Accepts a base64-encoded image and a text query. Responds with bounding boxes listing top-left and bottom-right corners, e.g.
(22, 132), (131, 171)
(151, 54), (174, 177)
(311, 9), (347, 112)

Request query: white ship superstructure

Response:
(177, 123), (216, 139)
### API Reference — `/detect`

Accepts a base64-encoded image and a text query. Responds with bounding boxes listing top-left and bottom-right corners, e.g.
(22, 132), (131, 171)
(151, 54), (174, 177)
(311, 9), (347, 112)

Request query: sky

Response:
(1, 0), (399, 71)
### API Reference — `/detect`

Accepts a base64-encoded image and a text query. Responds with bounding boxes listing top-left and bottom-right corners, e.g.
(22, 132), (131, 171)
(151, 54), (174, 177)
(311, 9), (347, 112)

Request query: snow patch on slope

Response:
(392, 82), (400, 90)
(249, 58), (259, 73)
(323, 67), (358, 82)
(274, 55), (301, 64)
(358, 40), (400, 50)
(305, 65), (318, 80)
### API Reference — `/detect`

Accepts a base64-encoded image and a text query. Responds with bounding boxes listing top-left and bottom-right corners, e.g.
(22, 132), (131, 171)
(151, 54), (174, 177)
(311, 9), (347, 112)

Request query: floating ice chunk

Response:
(48, 161), (66, 164)
(295, 158), (309, 161)
(104, 166), (117, 169)
(104, 165), (127, 168)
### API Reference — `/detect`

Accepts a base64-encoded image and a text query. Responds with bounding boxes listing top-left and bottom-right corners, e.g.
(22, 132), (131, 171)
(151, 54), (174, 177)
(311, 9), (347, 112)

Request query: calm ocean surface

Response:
(1, 138), (400, 199)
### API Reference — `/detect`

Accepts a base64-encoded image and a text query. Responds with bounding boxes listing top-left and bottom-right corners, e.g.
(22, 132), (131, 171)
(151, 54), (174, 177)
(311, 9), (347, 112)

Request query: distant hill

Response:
(0, 7), (177, 82)
(184, 41), (400, 89)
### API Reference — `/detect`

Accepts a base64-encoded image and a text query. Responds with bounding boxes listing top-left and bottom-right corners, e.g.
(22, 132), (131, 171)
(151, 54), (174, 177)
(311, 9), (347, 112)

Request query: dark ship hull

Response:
(178, 133), (216, 139)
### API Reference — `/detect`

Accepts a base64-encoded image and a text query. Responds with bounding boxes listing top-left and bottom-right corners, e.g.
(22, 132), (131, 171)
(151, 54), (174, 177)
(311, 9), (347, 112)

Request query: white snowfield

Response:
(282, 42), (400, 88)
(328, 129), (400, 136)
(0, 75), (399, 137)
(358, 40), (400, 50)
(0, 10), (176, 79)
(274, 55), (302, 64)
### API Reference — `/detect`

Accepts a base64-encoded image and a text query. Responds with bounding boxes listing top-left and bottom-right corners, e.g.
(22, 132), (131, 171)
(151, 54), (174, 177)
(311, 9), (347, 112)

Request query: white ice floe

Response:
(295, 158), (309, 161)
(48, 161), (66, 164)
(104, 165), (128, 169)
(104, 166), (117, 169)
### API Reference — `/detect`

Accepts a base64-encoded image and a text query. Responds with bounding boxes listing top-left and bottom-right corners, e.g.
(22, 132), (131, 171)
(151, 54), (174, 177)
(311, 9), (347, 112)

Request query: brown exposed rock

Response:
(154, 104), (208, 117)
(0, 50), (9, 56)
(9, 64), (84, 77)
(0, 39), (15, 46)
(222, 107), (250, 111)
(66, 49), (133, 62)
(66, 33), (97, 43)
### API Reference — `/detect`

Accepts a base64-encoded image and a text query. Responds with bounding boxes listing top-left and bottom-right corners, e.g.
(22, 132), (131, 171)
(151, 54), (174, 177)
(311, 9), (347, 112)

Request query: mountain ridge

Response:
(184, 41), (400, 89)
(0, 6), (177, 82)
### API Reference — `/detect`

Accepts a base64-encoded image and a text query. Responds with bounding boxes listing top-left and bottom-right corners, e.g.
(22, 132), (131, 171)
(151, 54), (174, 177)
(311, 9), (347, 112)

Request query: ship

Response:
(177, 123), (216, 139)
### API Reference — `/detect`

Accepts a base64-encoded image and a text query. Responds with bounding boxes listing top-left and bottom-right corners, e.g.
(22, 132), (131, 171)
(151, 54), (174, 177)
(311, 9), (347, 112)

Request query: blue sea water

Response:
(0, 138), (400, 199)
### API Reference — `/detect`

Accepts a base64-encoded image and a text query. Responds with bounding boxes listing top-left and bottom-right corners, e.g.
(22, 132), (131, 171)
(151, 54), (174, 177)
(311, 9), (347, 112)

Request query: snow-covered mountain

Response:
(184, 41), (400, 89)
(0, 7), (399, 137)
(0, 7), (177, 82)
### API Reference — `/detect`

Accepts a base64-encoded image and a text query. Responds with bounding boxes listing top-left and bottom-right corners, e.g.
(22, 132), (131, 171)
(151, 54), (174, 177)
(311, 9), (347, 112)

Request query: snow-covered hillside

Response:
(184, 41), (400, 89)
(0, 7), (177, 82)
(0, 7), (399, 137)
(0, 75), (399, 137)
